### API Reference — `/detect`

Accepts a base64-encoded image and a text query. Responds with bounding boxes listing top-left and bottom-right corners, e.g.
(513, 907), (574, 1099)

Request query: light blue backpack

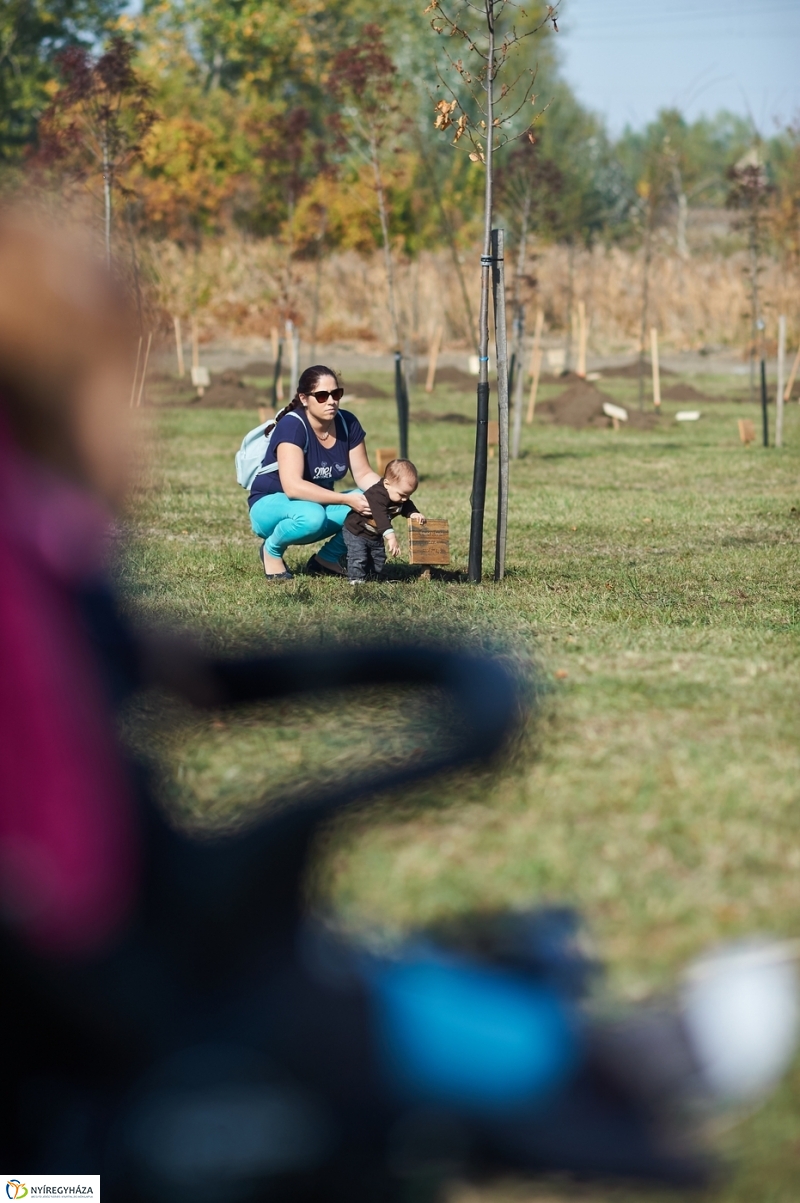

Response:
(234, 408), (353, 490)
(234, 409), (308, 490)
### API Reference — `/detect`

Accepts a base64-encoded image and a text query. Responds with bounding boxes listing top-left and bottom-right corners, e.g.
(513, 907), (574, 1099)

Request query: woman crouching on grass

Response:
(248, 365), (380, 580)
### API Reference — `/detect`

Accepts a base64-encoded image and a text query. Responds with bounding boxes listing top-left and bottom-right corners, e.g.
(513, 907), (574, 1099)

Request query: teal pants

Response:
(249, 490), (359, 564)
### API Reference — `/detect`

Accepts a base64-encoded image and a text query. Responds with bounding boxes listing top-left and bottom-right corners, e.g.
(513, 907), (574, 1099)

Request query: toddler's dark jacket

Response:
(344, 478), (418, 538)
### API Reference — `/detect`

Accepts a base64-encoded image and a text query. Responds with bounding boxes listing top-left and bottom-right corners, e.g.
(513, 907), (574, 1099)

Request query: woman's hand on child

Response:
(348, 493), (372, 515)
(386, 533), (400, 558)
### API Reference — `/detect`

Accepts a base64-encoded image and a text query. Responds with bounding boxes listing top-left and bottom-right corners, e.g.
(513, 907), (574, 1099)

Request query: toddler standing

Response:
(342, 458), (426, 583)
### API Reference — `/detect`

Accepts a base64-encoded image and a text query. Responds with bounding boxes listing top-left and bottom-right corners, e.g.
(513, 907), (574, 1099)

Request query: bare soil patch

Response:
(434, 366), (478, 388)
(242, 360), (273, 376)
(410, 410), (471, 424)
(340, 379), (389, 398)
(537, 380), (660, 430)
(149, 369), (264, 409)
(661, 383), (713, 402)
(605, 360), (676, 378)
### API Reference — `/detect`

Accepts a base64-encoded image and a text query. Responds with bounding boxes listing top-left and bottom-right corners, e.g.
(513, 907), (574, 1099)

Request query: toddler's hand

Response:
(386, 533), (400, 558)
(410, 512), (427, 525)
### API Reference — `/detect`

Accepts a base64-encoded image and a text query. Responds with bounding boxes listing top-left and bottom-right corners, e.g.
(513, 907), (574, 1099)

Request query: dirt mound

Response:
(538, 381), (614, 429)
(661, 382), (712, 401)
(605, 360), (676, 378)
(410, 409), (471, 424)
(194, 382), (262, 408)
(153, 369), (262, 408)
(626, 408), (661, 430)
(434, 366), (478, 388)
(341, 379), (388, 398)
(242, 360), (274, 376)
(537, 380), (660, 430)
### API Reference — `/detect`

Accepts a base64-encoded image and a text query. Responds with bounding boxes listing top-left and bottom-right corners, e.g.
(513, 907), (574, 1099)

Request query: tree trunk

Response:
(371, 135), (402, 351)
(749, 213), (759, 404)
(510, 191), (530, 460)
(492, 229), (509, 581)
(638, 215), (652, 410)
(422, 141), (478, 352)
(125, 204), (143, 335)
(310, 216), (326, 364)
(467, 0), (495, 584)
(676, 191), (689, 259)
(102, 123), (112, 269)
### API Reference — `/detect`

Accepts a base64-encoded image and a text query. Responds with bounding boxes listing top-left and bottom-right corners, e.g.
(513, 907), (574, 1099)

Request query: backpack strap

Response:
(254, 410), (310, 478)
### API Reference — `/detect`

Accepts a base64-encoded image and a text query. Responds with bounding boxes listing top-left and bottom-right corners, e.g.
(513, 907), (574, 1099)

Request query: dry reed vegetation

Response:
(143, 231), (800, 357)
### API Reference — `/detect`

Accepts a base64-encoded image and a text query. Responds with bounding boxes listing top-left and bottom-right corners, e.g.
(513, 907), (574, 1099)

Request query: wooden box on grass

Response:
(738, 419), (755, 445)
(408, 518), (450, 565)
(376, 447), (398, 475)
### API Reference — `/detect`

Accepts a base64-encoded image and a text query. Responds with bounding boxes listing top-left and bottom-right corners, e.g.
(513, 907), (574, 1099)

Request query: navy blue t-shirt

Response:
(248, 408), (366, 508)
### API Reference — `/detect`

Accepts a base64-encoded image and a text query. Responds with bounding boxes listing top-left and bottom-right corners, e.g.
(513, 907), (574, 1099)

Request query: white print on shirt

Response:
(313, 466), (334, 479)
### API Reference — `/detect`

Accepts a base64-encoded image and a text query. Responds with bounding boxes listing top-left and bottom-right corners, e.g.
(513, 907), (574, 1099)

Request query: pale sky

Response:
(555, 0), (800, 135)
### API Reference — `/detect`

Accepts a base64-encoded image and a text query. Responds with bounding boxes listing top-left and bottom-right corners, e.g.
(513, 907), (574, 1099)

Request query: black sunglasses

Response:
(307, 388), (344, 402)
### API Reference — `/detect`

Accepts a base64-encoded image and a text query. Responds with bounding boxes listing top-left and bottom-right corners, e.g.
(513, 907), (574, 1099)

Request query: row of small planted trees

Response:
(28, 7), (560, 584)
(428, 0), (559, 581)
(28, 10), (800, 583)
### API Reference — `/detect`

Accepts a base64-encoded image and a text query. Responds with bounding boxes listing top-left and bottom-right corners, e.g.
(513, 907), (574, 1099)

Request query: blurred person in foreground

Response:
(1, 211), (797, 1202)
(0, 211), (140, 957)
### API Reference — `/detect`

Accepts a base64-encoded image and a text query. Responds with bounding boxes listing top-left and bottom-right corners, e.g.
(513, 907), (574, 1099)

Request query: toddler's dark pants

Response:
(343, 529), (386, 581)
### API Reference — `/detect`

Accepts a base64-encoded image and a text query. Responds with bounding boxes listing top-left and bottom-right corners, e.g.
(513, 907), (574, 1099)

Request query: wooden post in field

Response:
(135, 332), (152, 408)
(576, 301), (587, 378)
(286, 319), (300, 397)
(526, 308), (544, 423)
(650, 327), (661, 409)
(129, 336), (142, 409)
(191, 317), (199, 373)
(173, 316), (185, 378)
(425, 324), (443, 393)
(511, 325), (525, 460)
(785, 342), (800, 403)
(776, 314), (786, 448)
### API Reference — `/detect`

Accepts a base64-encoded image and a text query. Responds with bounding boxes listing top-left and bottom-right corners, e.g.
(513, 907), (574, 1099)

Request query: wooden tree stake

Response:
(784, 342), (800, 402)
(135, 332), (152, 408)
(287, 319), (300, 398)
(425, 324), (444, 393)
(191, 317), (199, 371)
(129, 336), (142, 409)
(650, 327), (661, 408)
(173, 315), (184, 378)
(776, 314), (786, 448)
(576, 300), (587, 378)
(526, 308), (544, 423)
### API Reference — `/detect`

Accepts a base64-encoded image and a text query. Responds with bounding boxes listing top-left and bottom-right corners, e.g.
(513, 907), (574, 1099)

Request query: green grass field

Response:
(120, 372), (800, 1202)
